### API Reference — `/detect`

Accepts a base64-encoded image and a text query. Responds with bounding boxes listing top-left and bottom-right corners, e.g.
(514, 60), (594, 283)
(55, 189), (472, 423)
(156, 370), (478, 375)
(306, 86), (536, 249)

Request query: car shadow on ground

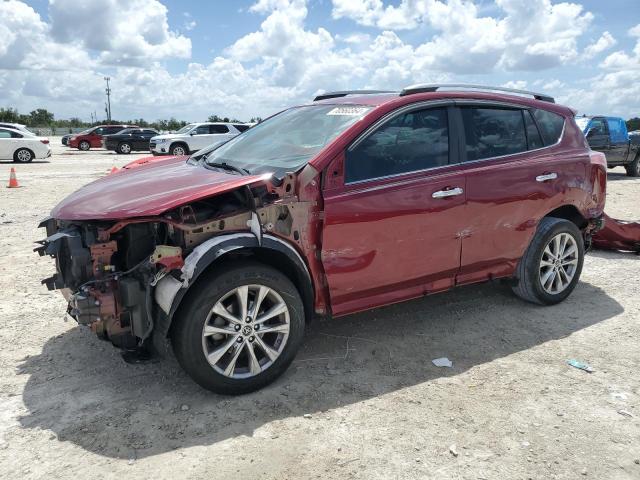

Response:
(0, 160), (51, 164)
(606, 170), (637, 182)
(17, 280), (622, 459)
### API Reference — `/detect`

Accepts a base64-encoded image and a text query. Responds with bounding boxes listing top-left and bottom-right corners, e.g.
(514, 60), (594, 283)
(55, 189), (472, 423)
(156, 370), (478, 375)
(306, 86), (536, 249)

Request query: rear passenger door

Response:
(321, 105), (467, 316)
(456, 104), (579, 284)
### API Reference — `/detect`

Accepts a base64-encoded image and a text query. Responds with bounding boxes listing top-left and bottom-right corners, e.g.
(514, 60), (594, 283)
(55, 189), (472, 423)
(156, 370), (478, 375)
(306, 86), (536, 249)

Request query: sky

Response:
(1, 0), (639, 122)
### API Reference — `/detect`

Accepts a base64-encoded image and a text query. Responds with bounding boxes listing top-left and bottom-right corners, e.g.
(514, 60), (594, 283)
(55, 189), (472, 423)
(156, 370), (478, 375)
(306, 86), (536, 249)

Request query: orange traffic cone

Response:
(7, 168), (19, 188)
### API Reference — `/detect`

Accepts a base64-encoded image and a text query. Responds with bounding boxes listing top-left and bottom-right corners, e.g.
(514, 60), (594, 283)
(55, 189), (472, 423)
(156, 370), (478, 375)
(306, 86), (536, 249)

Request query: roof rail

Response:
(313, 90), (395, 102)
(399, 83), (555, 103)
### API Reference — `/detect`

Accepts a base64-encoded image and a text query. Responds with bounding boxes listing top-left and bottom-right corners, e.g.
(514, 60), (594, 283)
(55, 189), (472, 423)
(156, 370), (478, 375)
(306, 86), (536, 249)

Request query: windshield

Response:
(175, 124), (195, 134)
(205, 105), (372, 176)
(575, 117), (590, 132)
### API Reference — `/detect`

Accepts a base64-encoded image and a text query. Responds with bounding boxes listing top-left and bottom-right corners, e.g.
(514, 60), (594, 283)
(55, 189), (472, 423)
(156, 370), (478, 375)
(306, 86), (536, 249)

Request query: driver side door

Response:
(321, 105), (467, 316)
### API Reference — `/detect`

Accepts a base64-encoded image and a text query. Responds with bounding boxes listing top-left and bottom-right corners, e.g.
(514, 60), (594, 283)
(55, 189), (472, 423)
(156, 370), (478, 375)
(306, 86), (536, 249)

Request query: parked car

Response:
(0, 123), (35, 135)
(149, 122), (248, 156)
(0, 127), (50, 162)
(37, 84), (606, 394)
(61, 134), (72, 145)
(103, 128), (160, 154)
(575, 115), (640, 176)
(68, 125), (137, 150)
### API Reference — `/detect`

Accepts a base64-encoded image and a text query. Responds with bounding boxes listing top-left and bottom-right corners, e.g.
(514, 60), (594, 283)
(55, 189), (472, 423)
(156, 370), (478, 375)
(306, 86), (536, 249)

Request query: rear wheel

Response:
(170, 143), (188, 156)
(625, 155), (640, 177)
(118, 142), (132, 154)
(171, 261), (305, 395)
(78, 140), (90, 151)
(14, 148), (33, 163)
(512, 217), (584, 305)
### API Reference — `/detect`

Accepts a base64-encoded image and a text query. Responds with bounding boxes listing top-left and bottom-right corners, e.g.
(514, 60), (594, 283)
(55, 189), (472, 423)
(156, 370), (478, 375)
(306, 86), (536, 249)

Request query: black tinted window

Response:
(210, 125), (230, 134)
(532, 109), (565, 145)
(524, 111), (544, 149)
(142, 129), (157, 135)
(345, 107), (449, 183)
(194, 125), (210, 134)
(461, 107), (527, 161)
(233, 124), (250, 132)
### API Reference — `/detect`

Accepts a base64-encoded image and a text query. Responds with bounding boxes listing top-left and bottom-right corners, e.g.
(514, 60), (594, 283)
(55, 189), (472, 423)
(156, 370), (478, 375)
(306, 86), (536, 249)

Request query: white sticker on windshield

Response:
(326, 106), (369, 116)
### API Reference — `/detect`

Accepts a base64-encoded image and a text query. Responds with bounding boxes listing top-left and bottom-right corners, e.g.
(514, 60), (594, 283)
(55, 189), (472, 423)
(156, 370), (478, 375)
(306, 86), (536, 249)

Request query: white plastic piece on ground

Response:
(432, 357), (453, 368)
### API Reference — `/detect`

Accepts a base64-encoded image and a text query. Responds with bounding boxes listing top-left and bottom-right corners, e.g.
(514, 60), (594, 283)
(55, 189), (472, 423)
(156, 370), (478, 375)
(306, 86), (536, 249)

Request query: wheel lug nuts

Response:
(254, 325), (259, 331)
(249, 336), (255, 342)
(245, 316), (252, 323)
(237, 337), (243, 343)
(235, 325), (241, 331)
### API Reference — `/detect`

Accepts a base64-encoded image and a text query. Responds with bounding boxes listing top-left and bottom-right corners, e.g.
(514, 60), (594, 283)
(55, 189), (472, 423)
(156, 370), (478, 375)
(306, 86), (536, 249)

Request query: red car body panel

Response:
(593, 213), (640, 252)
(48, 91), (607, 319)
(51, 160), (272, 220)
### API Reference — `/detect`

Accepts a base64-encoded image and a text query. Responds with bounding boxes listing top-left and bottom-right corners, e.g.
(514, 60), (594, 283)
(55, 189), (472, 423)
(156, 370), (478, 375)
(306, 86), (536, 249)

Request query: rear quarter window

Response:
(532, 109), (565, 146)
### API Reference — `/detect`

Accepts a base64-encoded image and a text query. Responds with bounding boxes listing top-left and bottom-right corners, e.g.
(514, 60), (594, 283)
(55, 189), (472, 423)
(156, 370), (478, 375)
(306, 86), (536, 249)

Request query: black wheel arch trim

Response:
(151, 233), (313, 354)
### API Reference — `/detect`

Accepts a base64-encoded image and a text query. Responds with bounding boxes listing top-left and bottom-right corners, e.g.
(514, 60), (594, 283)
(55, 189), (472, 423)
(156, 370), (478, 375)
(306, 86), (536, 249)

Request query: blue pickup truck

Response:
(576, 115), (640, 177)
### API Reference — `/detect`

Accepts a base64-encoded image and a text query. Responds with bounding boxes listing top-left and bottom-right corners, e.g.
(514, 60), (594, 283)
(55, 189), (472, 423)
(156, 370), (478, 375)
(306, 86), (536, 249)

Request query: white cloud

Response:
(583, 31), (616, 59)
(49, 0), (191, 66)
(0, 0), (639, 122)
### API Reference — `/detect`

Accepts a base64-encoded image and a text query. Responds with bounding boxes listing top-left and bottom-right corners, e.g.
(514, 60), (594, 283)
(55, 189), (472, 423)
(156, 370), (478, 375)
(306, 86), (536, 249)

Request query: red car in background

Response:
(68, 125), (137, 150)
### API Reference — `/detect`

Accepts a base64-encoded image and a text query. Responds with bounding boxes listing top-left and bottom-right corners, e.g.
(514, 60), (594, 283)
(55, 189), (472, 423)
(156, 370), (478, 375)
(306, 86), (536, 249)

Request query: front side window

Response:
(0, 129), (12, 139)
(194, 125), (210, 135)
(345, 107), (449, 183)
(462, 107), (527, 161)
(142, 129), (158, 135)
(233, 124), (250, 132)
(93, 127), (105, 135)
(205, 105), (372, 177)
(176, 124), (196, 134)
(532, 108), (565, 145)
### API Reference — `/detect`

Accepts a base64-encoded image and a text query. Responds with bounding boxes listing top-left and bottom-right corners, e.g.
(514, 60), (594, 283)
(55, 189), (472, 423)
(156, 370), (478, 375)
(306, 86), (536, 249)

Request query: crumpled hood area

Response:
(51, 159), (270, 220)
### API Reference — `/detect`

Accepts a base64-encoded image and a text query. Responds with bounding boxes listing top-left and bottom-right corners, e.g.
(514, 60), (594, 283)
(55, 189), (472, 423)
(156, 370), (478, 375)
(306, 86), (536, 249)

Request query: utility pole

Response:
(104, 76), (112, 123)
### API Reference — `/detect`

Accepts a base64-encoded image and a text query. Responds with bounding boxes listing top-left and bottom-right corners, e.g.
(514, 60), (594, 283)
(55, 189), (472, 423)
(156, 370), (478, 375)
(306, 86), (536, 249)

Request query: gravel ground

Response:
(0, 139), (638, 479)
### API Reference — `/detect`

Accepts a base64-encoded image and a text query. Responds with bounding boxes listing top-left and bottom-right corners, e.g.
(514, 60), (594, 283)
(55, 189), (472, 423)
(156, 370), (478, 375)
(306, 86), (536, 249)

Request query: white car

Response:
(0, 122), (35, 135)
(0, 127), (51, 162)
(149, 122), (250, 156)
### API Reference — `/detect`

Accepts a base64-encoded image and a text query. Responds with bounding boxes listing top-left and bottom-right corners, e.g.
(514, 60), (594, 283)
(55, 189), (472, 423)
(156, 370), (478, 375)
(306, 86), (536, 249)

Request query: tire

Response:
(512, 217), (584, 305)
(171, 260), (305, 395)
(78, 140), (90, 151)
(170, 143), (188, 156)
(118, 142), (132, 154)
(625, 154), (640, 177)
(13, 148), (33, 163)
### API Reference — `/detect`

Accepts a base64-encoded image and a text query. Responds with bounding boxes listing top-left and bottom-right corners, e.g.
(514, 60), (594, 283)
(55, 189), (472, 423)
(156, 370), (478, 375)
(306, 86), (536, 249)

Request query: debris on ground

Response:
(567, 359), (594, 373)
(432, 357), (453, 368)
(449, 444), (459, 457)
(617, 410), (634, 418)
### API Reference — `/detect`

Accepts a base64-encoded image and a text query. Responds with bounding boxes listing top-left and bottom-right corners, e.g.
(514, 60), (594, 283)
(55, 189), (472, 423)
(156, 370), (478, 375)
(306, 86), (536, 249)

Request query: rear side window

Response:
(461, 107), (527, 161)
(606, 118), (627, 143)
(524, 111), (544, 150)
(210, 125), (230, 134)
(0, 129), (12, 139)
(345, 107), (449, 183)
(532, 109), (565, 145)
(233, 124), (250, 132)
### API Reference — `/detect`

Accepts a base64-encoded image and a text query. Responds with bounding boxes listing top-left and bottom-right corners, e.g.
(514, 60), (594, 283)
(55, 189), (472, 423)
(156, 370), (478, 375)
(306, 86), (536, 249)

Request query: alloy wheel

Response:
(16, 149), (32, 162)
(201, 284), (290, 379)
(539, 232), (578, 294)
(172, 145), (186, 156)
(120, 143), (131, 154)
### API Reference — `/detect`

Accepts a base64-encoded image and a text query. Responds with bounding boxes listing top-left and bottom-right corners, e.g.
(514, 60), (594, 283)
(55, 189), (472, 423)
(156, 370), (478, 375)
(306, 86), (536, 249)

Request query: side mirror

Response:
(190, 132), (196, 136)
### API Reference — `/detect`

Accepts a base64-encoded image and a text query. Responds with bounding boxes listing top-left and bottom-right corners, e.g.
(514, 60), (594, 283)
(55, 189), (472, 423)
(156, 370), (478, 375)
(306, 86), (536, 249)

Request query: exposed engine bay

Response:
(35, 173), (323, 356)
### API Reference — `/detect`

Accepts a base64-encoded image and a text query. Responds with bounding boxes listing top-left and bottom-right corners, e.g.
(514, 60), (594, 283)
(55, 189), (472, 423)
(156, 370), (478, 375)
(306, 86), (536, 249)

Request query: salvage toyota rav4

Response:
(37, 85), (606, 394)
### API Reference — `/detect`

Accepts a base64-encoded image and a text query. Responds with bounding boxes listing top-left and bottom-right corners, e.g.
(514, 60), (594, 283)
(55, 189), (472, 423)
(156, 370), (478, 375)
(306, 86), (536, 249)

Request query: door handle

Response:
(432, 187), (464, 199)
(536, 173), (557, 182)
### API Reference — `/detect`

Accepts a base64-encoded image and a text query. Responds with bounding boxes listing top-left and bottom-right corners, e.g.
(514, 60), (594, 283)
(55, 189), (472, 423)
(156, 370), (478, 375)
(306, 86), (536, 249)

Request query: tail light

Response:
(40, 139), (50, 144)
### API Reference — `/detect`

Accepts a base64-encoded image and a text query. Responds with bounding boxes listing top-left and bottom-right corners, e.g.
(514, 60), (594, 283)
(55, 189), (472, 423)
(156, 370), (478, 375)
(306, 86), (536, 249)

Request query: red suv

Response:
(68, 125), (137, 150)
(37, 85), (606, 394)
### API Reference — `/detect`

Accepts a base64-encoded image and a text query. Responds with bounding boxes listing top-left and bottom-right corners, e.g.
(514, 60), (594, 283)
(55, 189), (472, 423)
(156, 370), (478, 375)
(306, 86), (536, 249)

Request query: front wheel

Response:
(512, 217), (584, 305)
(171, 261), (305, 395)
(78, 140), (90, 151)
(170, 144), (187, 156)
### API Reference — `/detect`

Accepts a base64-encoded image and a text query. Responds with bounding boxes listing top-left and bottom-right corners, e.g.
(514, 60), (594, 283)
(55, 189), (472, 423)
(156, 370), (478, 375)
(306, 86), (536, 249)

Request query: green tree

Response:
(627, 117), (640, 132)
(28, 108), (54, 126)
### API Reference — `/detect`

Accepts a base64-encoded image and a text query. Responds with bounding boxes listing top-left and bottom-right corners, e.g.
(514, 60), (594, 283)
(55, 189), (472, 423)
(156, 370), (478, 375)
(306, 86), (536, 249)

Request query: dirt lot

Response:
(0, 139), (638, 479)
